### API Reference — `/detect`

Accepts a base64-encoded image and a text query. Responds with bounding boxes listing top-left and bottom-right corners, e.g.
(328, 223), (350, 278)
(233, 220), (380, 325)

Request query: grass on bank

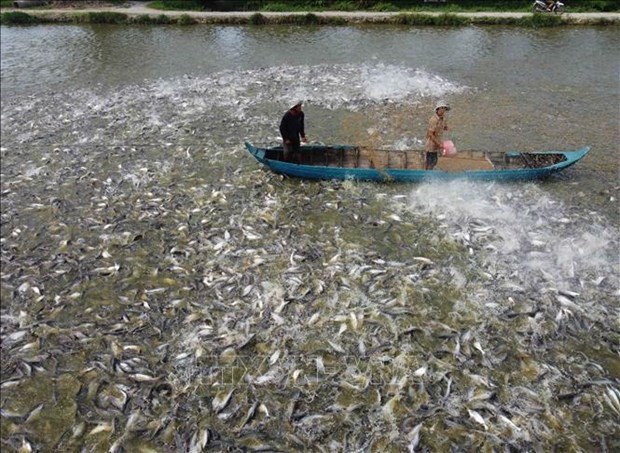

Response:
(0, 11), (199, 25)
(145, 0), (619, 13)
(0, 0), (617, 12)
(4, 10), (617, 26)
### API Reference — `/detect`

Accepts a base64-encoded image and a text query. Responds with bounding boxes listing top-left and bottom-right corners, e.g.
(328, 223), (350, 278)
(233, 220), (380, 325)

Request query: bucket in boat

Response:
(442, 140), (457, 156)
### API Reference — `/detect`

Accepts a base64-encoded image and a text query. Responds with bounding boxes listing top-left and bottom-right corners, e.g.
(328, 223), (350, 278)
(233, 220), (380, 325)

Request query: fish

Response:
(497, 414), (522, 432)
(556, 295), (586, 314)
(1, 65), (617, 452)
(19, 439), (33, 453)
(212, 388), (234, 414)
(88, 422), (113, 436)
(237, 401), (258, 430)
(406, 422), (423, 452)
(467, 409), (488, 430)
(24, 403), (44, 423)
(188, 428), (210, 452)
(328, 340), (346, 354)
(604, 387), (620, 416)
(128, 373), (159, 383)
(472, 340), (485, 355)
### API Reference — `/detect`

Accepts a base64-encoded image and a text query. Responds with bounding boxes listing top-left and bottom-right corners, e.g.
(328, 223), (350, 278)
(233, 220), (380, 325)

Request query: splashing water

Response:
(360, 64), (466, 102)
(407, 180), (619, 301)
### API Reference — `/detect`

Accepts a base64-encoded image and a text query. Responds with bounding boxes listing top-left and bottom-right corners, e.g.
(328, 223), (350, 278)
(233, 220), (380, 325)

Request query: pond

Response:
(1, 23), (619, 451)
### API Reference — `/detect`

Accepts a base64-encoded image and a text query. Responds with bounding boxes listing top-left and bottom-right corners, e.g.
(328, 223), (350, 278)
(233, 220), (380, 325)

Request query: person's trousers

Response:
(426, 151), (439, 170)
(283, 140), (301, 162)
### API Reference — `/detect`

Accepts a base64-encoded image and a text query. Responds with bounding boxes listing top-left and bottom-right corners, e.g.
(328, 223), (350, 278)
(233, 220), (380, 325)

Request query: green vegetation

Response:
(83, 11), (128, 24)
(0, 11), (37, 24)
(249, 12), (267, 23)
(0, 0), (617, 26)
(1, 10), (617, 26)
(390, 12), (572, 27)
(371, 2), (399, 12)
(394, 13), (467, 26)
(177, 13), (195, 24)
(294, 12), (320, 23)
(330, 1), (358, 11)
(521, 11), (564, 26)
(249, 12), (345, 24)
(133, 13), (155, 24)
(0, 11), (199, 25)
(148, 0), (206, 10)
(258, 2), (291, 12)
(0, 0), (617, 12)
(130, 13), (176, 24)
(145, 0), (618, 13)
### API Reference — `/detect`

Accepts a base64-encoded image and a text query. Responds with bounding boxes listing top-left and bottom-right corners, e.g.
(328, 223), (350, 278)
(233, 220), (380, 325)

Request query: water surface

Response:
(1, 23), (618, 452)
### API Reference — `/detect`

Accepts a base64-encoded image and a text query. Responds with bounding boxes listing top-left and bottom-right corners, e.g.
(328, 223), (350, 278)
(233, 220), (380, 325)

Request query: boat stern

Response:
(570, 146), (591, 160)
(559, 146), (591, 168)
(244, 142), (266, 163)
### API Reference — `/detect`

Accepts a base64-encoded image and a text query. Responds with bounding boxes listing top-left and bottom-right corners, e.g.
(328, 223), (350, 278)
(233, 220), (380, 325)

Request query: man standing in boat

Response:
(425, 100), (450, 170)
(280, 101), (307, 163)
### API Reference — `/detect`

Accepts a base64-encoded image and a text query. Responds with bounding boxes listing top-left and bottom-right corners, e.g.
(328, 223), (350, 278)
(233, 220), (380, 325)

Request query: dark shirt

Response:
(279, 110), (305, 142)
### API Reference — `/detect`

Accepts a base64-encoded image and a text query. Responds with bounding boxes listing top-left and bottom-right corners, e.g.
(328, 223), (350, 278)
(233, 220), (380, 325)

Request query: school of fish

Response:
(1, 64), (619, 452)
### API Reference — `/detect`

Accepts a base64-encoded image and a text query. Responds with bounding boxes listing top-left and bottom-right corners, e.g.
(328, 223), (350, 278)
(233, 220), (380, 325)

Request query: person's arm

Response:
(300, 112), (307, 142)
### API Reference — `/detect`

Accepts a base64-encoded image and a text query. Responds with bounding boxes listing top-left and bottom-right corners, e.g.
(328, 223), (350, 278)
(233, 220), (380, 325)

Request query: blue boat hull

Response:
(244, 142), (590, 182)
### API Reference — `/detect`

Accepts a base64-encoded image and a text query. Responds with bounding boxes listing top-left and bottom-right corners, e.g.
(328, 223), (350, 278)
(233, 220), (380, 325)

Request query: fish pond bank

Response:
(2, 3), (620, 25)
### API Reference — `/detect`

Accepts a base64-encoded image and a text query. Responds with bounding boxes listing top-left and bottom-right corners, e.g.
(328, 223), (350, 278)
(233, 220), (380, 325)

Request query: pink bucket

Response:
(442, 140), (457, 156)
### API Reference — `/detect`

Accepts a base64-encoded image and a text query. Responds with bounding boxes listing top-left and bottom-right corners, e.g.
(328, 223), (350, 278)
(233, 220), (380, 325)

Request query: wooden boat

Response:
(244, 142), (590, 182)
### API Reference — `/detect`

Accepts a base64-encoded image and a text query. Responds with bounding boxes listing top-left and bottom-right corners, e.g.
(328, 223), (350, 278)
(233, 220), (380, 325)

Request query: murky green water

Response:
(1, 23), (619, 451)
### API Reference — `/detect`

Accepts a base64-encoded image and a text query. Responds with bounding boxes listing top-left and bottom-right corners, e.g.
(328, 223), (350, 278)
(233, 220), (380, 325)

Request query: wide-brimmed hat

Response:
(435, 100), (451, 111)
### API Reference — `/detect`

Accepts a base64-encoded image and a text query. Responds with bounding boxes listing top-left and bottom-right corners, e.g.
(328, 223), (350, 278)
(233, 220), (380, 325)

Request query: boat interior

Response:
(262, 146), (567, 171)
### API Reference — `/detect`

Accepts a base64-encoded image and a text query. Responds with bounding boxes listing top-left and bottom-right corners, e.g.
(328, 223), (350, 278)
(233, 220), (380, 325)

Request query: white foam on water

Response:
(255, 63), (466, 109)
(406, 180), (619, 298)
(120, 63), (464, 112)
(1, 63), (466, 148)
(360, 64), (464, 102)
